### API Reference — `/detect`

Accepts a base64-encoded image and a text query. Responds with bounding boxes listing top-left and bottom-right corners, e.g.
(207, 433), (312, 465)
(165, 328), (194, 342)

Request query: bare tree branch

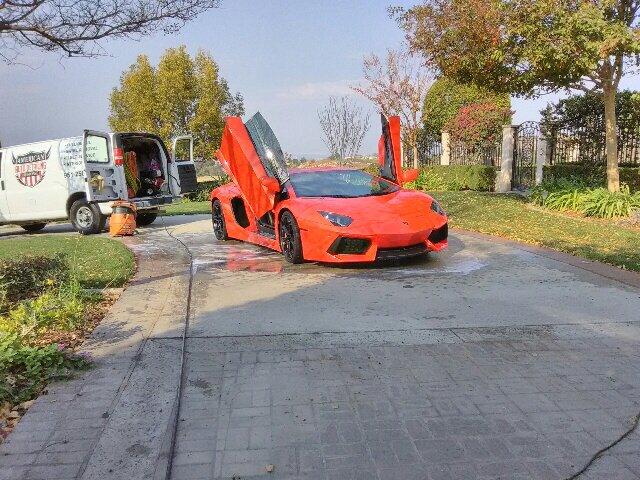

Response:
(0, 0), (220, 62)
(318, 96), (370, 166)
(352, 46), (434, 167)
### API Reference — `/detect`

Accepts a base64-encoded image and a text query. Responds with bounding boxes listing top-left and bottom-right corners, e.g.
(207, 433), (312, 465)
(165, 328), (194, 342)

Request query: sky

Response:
(1, 0), (639, 157)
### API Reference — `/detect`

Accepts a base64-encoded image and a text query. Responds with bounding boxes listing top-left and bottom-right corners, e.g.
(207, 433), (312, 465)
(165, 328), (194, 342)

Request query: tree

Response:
(318, 97), (370, 166)
(394, 0), (640, 191)
(422, 77), (510, 137)
(0, 0), (220, 63)
(445, 102), (513, 146)
(352, 47), (433, 168)
(109, 46), (243, 160)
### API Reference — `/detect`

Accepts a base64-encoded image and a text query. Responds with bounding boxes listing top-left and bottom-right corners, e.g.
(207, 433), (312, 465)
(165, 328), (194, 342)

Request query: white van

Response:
(0, 130), (197, 234)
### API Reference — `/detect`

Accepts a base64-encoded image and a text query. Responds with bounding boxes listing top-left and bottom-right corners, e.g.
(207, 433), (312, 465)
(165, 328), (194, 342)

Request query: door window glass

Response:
(86, 136), (110, 163)
(244, 112), (289, 184)
(174, 139), (191, 162)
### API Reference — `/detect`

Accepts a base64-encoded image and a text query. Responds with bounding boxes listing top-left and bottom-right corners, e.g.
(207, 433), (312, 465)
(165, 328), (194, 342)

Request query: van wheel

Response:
(70, 199), (105, 235)
(136, 211), (158, 227)
(21, 223), (46, 232)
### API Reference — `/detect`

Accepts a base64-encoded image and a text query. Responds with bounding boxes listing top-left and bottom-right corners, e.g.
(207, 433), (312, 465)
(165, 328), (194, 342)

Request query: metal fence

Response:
(548, 115), (640, 166)
(450, 141), (502, 167)
(407, 135), (442, 167)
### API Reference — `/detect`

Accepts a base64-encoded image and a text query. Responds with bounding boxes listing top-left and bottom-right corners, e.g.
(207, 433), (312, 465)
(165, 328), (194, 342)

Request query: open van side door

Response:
(169, 135), (197, 195)
(83, 130), (121, 202)
(0, 151), (9, 222)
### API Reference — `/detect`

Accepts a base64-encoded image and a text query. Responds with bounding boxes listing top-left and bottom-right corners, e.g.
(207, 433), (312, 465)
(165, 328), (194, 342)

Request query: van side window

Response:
(86, 136), (110, 163)
(174, 138), (191, 162)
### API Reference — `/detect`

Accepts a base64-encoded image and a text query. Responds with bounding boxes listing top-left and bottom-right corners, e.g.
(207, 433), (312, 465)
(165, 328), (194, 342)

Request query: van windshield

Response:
(289, 170), (399, 198)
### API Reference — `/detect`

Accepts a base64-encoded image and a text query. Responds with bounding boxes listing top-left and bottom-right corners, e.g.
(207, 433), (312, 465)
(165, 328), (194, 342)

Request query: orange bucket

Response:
(110, 201), (137, 237)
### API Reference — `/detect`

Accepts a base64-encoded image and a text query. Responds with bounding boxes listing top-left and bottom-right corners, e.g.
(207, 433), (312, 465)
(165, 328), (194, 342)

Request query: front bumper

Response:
(299, 219), (449, 263)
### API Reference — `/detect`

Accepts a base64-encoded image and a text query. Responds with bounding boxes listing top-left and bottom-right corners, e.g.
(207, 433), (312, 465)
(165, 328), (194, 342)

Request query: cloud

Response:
(277, 80), (359, 100)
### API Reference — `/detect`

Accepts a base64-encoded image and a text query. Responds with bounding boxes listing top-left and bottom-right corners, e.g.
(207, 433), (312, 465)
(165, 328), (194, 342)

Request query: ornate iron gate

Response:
(513, 121), (541, 189)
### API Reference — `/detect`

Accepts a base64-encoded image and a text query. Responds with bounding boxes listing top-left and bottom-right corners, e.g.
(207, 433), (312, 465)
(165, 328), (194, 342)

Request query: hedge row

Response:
(363, 164), (496, 191)
(185, 177), (230, 202)
(543, 164), (640, 192)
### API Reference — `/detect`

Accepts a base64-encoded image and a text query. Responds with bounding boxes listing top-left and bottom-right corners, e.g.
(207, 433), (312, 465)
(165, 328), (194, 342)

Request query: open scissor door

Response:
(378, 114), (417, 185)
(216, 112), (289, 219)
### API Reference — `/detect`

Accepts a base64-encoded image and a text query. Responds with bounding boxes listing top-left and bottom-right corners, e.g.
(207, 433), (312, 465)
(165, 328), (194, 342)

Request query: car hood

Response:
(292, 189), (441, 227)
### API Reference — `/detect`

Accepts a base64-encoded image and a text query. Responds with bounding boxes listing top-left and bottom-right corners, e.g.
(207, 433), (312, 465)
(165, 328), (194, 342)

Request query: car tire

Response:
(21, 223), (46, 232)
(70, 199), (104, 235)
(212, 199), (228, 240)
(279, 211), (303, 264)
(136, 210), (158, 227)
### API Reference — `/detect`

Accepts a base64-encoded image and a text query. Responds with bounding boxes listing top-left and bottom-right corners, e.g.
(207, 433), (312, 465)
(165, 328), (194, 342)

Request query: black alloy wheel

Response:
(278, 211), (303, 264)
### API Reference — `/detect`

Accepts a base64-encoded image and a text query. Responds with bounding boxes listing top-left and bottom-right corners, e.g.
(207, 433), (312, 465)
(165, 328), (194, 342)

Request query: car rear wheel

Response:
(136, 210), (158, 227)
(21, 223), (46, 232)
(70, 199), (105, 235)
(279, 211), (303, 264)
(212, 199), (228, 240)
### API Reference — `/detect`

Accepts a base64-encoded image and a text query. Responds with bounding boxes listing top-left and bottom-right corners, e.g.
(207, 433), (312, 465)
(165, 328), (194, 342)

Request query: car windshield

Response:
(289, 170), (399, 198)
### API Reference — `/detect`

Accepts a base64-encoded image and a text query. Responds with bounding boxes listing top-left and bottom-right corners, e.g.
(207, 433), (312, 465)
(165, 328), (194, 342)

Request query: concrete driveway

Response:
(1, 215), (639, 480)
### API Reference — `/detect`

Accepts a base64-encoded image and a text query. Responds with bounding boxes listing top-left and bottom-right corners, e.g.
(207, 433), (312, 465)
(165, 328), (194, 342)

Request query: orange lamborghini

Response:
(210, 112), (448, 264)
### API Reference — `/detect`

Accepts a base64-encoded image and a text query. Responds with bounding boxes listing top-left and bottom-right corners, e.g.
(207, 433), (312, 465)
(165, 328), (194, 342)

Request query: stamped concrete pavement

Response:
(1, 215), (639, 480)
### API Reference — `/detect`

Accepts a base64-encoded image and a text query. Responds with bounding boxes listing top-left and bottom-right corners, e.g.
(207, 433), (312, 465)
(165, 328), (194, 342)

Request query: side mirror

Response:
(402, 169), (419, 183)
(262, 176), (281, 193)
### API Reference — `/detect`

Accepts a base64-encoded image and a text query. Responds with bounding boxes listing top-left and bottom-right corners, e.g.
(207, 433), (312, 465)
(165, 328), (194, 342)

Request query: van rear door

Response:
(169, 135), (197, 195)
(83, 130), (121, 202)
(0, 150), (9, 222)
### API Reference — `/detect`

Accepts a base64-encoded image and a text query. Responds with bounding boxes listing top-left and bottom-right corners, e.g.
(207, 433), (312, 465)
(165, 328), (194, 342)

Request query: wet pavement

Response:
(1, 215), (639, 479)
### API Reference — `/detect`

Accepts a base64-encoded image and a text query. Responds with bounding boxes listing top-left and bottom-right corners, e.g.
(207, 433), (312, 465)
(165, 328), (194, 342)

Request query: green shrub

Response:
(0, 292), (86, 345)
(543, 165), (640, 192)
(530, 181), (640, 218)
(581, 186), (640, 218)
(0, 255), (68, 312)
(185, 177), (231, 202)
(0, 334), (91, 405)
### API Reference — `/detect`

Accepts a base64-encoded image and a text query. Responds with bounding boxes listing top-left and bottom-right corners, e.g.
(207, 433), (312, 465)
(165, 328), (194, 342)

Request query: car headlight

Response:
(430, 200), (445, 216)
(318, 211), (353, 227)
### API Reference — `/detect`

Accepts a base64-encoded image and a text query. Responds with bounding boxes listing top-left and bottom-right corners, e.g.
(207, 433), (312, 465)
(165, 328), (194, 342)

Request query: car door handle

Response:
(0, 180), (4, 191)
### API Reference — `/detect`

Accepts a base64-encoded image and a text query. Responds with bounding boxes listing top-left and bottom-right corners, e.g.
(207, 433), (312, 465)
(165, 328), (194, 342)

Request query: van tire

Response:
(21, 223), (47, 232)
(136, 211), (158, 227)
(70, 199), (105, 235)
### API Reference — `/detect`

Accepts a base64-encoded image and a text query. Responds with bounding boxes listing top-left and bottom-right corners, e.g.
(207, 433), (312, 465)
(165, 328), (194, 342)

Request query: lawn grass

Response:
(0, 236), (135, 288)
(161, 201), (210, 216)
(160, 192), (640, 272)
(433, 191), (640, 272)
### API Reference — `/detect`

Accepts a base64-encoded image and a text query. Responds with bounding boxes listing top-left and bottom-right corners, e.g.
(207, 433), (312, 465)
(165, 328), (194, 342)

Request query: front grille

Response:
(428, 223), (448, 244)
(328, 237), (372, 255)
(375, 243), (427, 261)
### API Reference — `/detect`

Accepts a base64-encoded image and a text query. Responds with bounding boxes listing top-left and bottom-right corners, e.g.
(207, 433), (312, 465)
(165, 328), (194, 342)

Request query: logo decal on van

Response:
(12, 147), (51, 188)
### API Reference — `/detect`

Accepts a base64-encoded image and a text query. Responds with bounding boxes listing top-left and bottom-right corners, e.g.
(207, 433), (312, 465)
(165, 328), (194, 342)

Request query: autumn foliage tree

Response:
(352, 47), (433, 168)
(109, 46), (243, 160)
(394, 0), (640, 191)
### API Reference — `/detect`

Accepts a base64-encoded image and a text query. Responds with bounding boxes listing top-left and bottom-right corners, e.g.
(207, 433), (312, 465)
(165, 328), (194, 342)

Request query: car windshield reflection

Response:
(289, 170), (399, 198)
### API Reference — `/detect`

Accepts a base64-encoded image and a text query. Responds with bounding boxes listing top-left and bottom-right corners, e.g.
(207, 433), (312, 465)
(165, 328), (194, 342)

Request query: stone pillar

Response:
(535, 137), (547, 185)
(441, 131), (450, 166)
(496, 125), (516, 193)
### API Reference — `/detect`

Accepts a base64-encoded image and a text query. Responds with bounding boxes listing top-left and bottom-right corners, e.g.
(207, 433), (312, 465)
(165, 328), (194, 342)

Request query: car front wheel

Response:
(279, 211), (303, 264)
